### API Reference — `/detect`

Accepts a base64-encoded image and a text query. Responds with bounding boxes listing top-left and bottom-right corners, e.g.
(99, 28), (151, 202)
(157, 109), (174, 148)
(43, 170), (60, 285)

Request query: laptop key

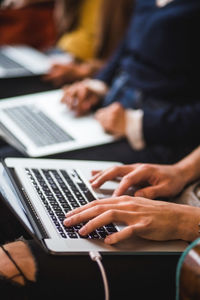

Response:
(26, 167), (118, 240)
(67, 233), (78, 239)
(89, 232), (100, 239)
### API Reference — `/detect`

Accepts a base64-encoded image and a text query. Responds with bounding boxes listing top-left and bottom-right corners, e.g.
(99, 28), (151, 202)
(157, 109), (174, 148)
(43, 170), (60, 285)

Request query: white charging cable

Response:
(89, 251), (109, 300)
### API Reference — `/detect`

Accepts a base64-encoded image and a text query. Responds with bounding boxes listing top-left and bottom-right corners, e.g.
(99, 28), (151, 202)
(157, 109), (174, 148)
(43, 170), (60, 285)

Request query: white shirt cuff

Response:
(125, 109), (146, 150)
(83, 79), (109, 96)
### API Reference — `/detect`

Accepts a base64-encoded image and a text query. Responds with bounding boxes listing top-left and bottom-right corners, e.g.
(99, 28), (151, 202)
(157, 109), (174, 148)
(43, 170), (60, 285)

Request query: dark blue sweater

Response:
(96, 0), (200, 146)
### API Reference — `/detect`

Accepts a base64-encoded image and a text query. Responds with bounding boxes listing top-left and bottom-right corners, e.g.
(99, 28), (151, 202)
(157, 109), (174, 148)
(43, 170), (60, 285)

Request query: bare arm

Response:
(64, 196), (200, 244)
(89, 146), (200, 199)
(63, 147), (200, 244)
(174, 146), (200, 185)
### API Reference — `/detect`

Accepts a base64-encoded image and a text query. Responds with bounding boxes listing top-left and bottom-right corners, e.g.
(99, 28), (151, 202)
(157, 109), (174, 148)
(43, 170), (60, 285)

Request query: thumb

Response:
(134, 186), (162, 199)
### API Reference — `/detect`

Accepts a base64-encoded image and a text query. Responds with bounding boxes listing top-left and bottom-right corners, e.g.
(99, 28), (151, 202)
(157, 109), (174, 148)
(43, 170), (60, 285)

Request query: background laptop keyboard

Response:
(3, 106), (74, 147)
(25, 168), (118, 239)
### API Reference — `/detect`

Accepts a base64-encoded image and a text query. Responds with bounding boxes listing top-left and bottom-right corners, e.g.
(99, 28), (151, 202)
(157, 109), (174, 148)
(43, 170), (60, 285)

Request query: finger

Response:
(52, 78), (65, 87)
(62, 87), (79, 110)
(49, 63), (63, 69)
(78, 209), (133, 236)
(62, 84), (70, 93)
(104, 223), (146, 244)
(134, 184), (165, 199)
(90, 165), (140, 183)
(65, 200), (138, 227)
(97, 118), (114, 134)
(70, 89), (87, 116)
(113, 167), (153, 197)
(91, 166), (134, 188)
(60, 89), (71, 104)
(77, 94), (97, 116)
(43, 72), (61, 82)
(95, 108), (106, 120)
(90, 171), (103, 183)
(90, 167), (121, 188)
(91, 170), (101, 176)
(75, 88), (92, 116)
(61, 83), (78, 99)
(64, 198), (120, 219)
(64, 204), (127, 229)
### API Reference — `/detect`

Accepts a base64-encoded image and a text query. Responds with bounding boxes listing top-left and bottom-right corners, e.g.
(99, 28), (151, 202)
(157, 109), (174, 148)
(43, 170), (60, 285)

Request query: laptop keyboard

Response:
(25, 168), (118, 239)
(3, 105), (74, 147)
(0, 52), (27, 70)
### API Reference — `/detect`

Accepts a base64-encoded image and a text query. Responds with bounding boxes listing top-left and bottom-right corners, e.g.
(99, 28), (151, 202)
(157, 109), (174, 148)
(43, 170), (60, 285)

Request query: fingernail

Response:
(64, 218), (72, 226)
(105, 236), (112, 244)
(91, 181), (97, 187)
(79, 227), (87, 235)
(65, 212), (72, 217)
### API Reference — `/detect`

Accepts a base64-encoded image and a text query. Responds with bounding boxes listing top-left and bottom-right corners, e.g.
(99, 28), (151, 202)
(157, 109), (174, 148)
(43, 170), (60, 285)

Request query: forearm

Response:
(174, 146), (200, 186)
(176, 204), (200, 242)
(80, 59), (106, 78)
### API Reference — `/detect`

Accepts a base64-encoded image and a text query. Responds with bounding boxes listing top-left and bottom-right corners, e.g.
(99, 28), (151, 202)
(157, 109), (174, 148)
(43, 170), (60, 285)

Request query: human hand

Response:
(90, 163), (187, 199)
(64, 196), (200, 243)
(61, 80), (101, 116)
(95, 102), (126, 136)
(43, 63), (93, 87)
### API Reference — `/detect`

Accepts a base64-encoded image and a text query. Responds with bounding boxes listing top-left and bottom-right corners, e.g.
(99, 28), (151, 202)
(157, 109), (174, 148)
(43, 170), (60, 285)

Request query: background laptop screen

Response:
(0, 162), (34, 234)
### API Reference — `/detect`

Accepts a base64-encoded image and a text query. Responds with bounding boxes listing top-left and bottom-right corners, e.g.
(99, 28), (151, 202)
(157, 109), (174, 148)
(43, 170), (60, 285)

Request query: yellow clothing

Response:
(57, 0), (102, 61)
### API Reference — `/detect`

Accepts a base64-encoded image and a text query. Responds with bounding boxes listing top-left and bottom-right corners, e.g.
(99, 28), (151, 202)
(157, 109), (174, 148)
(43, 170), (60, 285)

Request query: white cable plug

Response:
(89, 251), (109, 300)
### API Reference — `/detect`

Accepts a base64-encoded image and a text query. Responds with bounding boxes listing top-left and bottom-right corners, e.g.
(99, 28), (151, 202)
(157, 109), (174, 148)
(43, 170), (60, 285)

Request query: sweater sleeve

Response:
(94, 37), (126, 85)
(143, 102), (200, 146)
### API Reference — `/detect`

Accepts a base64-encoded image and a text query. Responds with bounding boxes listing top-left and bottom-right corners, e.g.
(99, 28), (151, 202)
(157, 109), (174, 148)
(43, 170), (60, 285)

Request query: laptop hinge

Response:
(0, 121), (28, 155)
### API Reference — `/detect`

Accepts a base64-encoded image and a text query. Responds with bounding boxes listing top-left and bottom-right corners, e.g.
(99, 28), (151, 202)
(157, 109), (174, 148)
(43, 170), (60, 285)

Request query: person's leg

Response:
(0, 240), (36, 300)
(0, 240), (36, 285)
(0, 239), (106, 300)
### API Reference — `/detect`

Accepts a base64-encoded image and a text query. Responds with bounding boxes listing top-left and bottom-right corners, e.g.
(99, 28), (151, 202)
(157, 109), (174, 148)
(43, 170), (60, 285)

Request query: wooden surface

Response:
(0, 2), (57, 50)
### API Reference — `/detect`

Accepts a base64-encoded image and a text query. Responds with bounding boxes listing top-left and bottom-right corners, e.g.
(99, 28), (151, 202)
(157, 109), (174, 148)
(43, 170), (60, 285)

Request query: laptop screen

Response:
(0, 162), (34, 234)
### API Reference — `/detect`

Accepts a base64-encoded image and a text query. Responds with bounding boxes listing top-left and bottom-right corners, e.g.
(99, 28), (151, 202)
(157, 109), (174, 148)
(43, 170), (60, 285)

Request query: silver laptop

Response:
(0, 157), (188, 255)
(0, 45), (50, 78)
(0, 90), (115, 157)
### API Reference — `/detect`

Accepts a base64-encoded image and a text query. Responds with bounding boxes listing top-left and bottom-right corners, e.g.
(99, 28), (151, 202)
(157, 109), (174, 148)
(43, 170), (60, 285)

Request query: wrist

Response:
(173, 161), (196, 188)
(83, 78), (108, 97)
(125, 109), (145, 150)
(177, 205), (200, 242)
(77, 63), (93, 78)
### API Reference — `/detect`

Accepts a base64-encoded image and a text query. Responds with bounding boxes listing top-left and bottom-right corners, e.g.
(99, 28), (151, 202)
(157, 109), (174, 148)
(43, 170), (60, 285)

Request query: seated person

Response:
(1, 0), (134, 86)
(61, 0), (200, 163)
(0, 146), (200, 299)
